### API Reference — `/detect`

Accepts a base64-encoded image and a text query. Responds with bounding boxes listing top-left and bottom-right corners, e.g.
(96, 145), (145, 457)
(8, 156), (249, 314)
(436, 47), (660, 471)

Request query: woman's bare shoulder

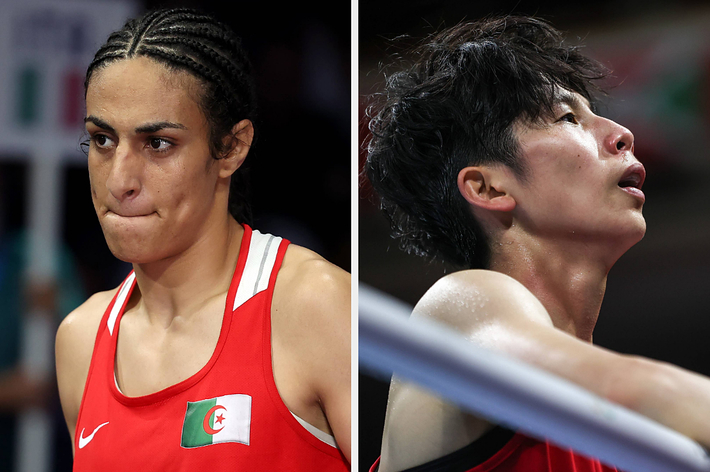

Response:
(413, 269), (553, 331)
(55, 286), (121, 442)
(57, 288), (119, 350)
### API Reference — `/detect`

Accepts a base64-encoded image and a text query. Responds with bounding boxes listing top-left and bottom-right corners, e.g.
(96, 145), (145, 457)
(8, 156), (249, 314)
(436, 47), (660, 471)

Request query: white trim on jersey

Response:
(232, 230), (282, 312)
(108, 272), (136, 336)
(291, 412), (338, 448)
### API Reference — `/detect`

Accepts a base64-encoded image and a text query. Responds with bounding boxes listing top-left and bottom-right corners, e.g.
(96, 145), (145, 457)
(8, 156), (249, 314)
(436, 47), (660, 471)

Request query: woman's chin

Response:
(105, 239), (164, 265)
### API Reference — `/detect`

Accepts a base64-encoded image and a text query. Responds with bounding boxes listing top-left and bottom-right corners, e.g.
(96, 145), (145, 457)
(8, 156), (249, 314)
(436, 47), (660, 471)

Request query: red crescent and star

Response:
(203, 405), (227, 435)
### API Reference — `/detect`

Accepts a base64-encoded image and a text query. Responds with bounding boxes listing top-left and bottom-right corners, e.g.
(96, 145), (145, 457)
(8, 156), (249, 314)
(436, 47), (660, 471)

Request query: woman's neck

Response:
(130, 216), (244, 329)
(489, 231), (615, 342)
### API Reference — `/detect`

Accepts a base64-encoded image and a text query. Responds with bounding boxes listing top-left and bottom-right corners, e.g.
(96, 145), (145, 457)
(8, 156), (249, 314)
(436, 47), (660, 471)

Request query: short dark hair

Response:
(85, 8), (256, 224)
(365, 16), (608, 269)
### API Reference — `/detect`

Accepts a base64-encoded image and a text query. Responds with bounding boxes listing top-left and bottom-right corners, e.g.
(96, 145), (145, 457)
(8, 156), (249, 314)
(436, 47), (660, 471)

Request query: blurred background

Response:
(359, 0), (710, 470)
(0, 0), (349, 470)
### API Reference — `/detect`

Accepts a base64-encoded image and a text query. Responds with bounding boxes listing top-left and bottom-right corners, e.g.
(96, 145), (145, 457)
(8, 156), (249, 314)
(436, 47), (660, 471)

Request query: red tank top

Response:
(73, 225), (349, 471)
(370, 432), (620, 471)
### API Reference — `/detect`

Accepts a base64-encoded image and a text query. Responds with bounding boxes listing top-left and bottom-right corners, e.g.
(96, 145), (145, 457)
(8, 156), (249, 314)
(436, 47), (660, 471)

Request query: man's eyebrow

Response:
(134, 121), (187, 134)
(84, 115), (115, 133)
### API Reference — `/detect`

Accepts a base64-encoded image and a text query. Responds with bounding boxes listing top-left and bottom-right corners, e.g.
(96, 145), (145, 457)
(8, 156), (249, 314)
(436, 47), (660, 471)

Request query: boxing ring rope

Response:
(359, 283), (710, 472)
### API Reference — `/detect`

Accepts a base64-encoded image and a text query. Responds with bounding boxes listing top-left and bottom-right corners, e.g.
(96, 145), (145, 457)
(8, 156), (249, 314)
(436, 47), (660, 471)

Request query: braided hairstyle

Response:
(85, 8), (257, 224)
(365, 16), (608, 269)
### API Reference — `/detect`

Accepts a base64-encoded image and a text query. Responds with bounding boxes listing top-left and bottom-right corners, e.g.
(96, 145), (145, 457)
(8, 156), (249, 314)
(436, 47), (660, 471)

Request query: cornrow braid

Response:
(140, 37), (246, 107)
(154, 25), (244, 54)
(156, 11), (224, 29)
(84, 7), (257, 225)
(127, 9), (173, 55)
(150, 27), (252, 80)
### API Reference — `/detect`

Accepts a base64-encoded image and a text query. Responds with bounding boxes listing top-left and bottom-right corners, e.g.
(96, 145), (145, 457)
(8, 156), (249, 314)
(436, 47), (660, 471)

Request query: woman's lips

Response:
(620, 185), (645, 202)
(106, 210), (156, 218)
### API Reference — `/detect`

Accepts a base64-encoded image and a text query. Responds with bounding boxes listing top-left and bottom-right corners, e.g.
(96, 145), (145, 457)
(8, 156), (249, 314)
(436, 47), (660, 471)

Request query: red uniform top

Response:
(73, 225), (349, 471)
(370, 430), (620, 472)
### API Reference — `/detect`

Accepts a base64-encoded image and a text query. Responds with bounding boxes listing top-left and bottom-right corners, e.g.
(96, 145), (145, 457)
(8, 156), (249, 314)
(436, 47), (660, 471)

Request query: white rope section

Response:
(359, 283), (710, 472)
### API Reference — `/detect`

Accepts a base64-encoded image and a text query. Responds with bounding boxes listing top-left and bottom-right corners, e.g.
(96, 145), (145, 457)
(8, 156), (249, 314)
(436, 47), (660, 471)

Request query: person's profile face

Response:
(84, 56), (223, 264)
(508, 88), (646, 248)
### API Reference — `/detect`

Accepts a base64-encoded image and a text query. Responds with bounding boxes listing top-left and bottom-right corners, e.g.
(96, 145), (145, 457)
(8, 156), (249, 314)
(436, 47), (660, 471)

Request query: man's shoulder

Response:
(413, 269), (552, 332)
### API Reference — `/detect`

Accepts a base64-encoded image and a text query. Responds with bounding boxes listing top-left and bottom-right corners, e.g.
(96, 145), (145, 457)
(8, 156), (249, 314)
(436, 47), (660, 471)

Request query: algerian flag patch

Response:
(180, 394), (252, 448)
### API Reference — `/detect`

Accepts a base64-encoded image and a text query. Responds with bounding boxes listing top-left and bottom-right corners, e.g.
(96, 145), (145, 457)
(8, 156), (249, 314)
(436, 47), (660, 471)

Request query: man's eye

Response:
(559, 113), (578, 124)
(148, 138), (172, 152)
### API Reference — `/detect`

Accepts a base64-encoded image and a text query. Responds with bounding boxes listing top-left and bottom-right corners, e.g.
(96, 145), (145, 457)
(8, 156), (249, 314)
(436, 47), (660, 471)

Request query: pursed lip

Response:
(105, 209), (156, 218)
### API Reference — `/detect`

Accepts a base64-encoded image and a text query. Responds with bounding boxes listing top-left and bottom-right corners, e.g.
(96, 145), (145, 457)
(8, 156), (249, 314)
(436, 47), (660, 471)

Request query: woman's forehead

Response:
(90, 56), (202, 93)
(552, 88), (592, 112)
(86, 57), (207, 129)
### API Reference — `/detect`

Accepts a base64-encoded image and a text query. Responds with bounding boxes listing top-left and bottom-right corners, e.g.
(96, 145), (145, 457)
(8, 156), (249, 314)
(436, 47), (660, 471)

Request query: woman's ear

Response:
(218, 119), (254, 178)
(457, 165), (516, 212)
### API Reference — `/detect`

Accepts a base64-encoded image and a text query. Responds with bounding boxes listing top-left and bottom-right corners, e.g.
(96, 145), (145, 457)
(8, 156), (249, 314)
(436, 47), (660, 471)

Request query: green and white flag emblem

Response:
(181, 394), (252, 448)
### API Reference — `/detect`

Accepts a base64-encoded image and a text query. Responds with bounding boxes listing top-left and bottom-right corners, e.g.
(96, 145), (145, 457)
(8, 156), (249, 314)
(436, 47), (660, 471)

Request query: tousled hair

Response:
(85, 8), (256, 224)
(365, 16), (609, 269)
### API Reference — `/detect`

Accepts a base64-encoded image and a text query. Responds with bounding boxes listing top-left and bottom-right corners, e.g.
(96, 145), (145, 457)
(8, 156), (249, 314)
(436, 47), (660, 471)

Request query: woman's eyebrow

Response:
(83, 116), (187, 134)
(134, 121), (187, 134)
(84, 115), (115, 133)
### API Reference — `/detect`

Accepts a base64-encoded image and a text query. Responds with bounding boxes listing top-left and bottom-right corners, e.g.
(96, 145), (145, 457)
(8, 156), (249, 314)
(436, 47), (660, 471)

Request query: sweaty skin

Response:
(378, 91), (710, 471)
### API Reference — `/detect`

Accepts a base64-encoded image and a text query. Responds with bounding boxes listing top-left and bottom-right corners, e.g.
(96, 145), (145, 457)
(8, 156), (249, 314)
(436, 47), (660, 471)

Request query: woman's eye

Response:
(91, 134), (115, 149)
(559, 113), (578, 124)
(148, 138), (172, 152)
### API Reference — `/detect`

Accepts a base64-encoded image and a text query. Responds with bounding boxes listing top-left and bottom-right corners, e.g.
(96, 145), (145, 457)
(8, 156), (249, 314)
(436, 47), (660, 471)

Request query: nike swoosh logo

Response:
(78, 421), (109, 449)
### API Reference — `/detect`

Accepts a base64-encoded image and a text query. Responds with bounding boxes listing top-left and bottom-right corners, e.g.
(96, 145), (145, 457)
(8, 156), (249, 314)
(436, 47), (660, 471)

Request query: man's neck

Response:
(129, 216), (244, 329)
(489, 232), (616, 342)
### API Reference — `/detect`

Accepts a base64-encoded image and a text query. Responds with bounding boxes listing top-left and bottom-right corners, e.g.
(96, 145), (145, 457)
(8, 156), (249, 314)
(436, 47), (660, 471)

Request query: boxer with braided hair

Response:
(84, 7), (256, 223)
(56, 8), (350, 470)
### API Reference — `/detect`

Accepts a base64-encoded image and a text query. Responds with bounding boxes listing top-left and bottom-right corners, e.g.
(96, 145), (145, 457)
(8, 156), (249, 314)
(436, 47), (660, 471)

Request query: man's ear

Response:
(457, 165), (516, 212)
(218, 119), (254, 178)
